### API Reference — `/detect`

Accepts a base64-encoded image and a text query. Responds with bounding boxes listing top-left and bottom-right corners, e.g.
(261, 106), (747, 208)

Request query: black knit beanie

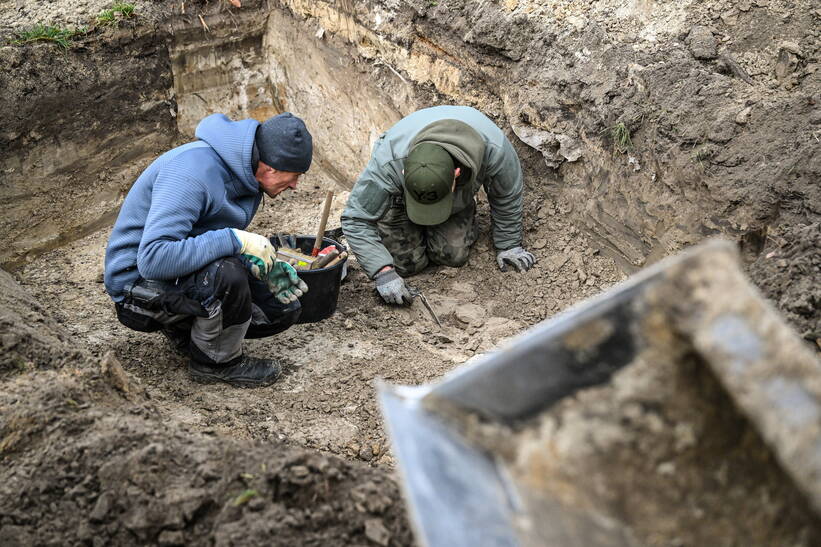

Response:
(254, 113), (313, 173)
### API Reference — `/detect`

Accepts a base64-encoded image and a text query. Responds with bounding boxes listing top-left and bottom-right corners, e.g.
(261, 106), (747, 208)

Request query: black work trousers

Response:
(115, 257), (301, 365)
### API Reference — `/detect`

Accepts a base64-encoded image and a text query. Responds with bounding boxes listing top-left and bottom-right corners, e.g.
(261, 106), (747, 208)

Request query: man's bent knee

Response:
(393, 254), (429, 277)
(212, 257), (249, 295)
(246, 299), (301, 339)
(428, 245), (470, 268)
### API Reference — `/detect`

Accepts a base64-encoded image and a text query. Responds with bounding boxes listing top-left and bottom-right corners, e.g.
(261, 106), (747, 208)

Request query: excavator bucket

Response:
(378, 240), (821, 547)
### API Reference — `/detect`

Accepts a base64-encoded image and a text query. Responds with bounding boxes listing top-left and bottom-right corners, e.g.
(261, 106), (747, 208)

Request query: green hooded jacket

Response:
(341, 105), (525, 278)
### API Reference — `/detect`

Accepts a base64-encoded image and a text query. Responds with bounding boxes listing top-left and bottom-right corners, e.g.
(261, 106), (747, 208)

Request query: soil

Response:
(10, 158), (624, 459)
(0, 316), (412, 547)
(1, 0), (819, 544)
(1, 165), (623, 545)
(747, 221), (821, 343)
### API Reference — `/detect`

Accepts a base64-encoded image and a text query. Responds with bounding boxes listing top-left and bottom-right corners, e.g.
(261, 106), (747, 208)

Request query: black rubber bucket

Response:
(272, 235), (347, 324)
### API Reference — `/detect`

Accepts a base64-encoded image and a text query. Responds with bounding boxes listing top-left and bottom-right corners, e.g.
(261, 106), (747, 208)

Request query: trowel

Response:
(408, 286), (442, 328)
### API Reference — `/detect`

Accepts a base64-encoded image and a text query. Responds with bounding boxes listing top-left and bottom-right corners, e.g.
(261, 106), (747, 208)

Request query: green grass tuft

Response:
(231, 489), (258, 507)
(11, 25), (86, 48)
(96, 10), (117, 25)
(114, 2), (136, 17)
(96, 2), (137, 27)
(610, 122), (633, 154)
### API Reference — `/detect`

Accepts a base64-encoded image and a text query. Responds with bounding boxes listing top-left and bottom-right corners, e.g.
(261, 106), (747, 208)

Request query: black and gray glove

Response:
(374, 268), (413, 306)
(496, 246), (536, 272)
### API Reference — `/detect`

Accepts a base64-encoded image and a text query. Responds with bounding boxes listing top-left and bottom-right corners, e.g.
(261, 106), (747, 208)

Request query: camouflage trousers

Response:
(377, 196), (478, 277)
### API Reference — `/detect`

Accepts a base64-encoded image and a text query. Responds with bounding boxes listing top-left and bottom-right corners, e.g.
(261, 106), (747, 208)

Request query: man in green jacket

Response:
(341, 105), (535, 305)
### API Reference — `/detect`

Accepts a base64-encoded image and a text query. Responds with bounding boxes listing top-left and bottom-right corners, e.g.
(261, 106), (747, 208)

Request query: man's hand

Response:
(232, 229), (277, 279)
(496, 246), (536, 272)
(374, 267), (413, 306)
(267, 260), (309, 304)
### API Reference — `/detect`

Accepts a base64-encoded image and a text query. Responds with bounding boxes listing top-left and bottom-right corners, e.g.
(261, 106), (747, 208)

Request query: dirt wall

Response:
(0, 27), (176, 269)
(265, 0), (819, 336)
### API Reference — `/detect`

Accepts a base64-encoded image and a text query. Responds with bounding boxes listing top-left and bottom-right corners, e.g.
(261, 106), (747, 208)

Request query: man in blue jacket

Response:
(104, 112), (312, 388)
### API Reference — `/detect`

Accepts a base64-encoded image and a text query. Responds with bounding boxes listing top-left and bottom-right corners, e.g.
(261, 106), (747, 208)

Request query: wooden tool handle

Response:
(312, 190), (334, 256)
(324, 251), (348, 269)
(312, 248), (340, 269)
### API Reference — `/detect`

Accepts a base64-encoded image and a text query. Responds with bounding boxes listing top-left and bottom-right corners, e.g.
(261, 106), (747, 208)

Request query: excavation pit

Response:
(1, 0), (819, 545)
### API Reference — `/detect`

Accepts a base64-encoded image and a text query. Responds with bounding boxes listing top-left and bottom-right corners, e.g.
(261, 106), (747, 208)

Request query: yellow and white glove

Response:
(267, 260), (309, 304)
(231, 229), (277, 280)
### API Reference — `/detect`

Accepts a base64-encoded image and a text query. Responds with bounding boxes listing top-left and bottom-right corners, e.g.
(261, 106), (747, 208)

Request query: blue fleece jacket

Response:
(104, 114), (263, 302)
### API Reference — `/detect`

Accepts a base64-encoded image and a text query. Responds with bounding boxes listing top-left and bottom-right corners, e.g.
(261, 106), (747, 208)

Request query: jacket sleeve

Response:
(341, 158), (396, 279)
(484, 137), (524, 251)
(136, 171), (239, 280)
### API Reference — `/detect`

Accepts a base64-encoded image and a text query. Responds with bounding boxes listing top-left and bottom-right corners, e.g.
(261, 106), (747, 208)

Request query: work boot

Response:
(188, 355), (282, 388)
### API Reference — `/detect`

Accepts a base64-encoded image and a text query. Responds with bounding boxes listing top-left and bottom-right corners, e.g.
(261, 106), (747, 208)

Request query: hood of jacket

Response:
(195, 114), (260, 196)
(408, 119), (486, 188)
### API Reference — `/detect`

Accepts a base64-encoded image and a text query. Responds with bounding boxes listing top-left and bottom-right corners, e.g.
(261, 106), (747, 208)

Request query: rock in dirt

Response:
(547, 254), (570, 272)
(717, 53), (756, 85)
(100, 350), (139, 396)
(537, 204), (555, 220)
(776, 47), (801, 85)
(780, 41), (803, 57)
(89, 491), (114, 522)
(688, 26), (718, 60)
(454, 303), (486, 326)
(735, 106), (753, 125)
(359, 444), (374, 461)
(0, 273), (413, 547)
(364, 518), (391, 546)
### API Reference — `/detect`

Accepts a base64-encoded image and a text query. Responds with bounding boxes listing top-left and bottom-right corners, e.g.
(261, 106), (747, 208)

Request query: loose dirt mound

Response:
(0, 270), (84, 377)
(748, 222), (821, 343)
(0, 271), (411, 546)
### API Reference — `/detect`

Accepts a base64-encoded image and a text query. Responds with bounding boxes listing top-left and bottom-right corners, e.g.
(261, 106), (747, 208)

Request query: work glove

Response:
(496, 246), (536, 272)
(266, 260), (309, 304)
(232, 229), (277, 280)
(374, 268), (413, 306)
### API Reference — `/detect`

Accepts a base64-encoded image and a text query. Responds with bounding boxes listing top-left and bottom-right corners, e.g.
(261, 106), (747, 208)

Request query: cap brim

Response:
(404, 187), (453, 226)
